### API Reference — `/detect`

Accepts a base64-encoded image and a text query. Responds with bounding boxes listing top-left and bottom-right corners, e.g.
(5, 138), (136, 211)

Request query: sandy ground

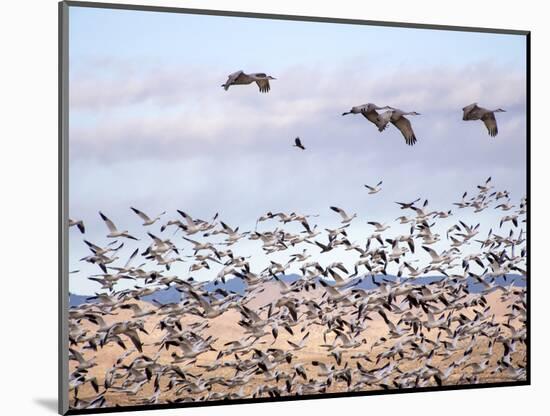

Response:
(68, 282), (527, 408)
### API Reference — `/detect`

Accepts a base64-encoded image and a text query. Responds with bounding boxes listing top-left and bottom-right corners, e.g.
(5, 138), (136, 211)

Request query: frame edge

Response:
(63, 0), (530, 36)
(57, 2), (531, 414)
(59, 1), (70, 414)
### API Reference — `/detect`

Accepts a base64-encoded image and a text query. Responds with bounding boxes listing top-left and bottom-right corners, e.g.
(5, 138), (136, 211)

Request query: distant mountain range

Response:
(69, 273), (525, 308)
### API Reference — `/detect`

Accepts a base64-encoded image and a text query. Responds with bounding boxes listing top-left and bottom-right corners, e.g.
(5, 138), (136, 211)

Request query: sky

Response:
(68, 6), (527, 295)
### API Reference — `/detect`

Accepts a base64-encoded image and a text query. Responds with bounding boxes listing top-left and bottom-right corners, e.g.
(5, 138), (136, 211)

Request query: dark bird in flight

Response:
(293, 137), (305, 150)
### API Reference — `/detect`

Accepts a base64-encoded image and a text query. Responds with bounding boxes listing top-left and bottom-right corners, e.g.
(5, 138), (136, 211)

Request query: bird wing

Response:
(462, 103), (480, 120)
(177, 210), (195, 226)
(459, 221), (472, 233)
(423, 246), (439, 260)
(189, 290), (212, 312)
(255, 79), (271, 93)
(183, 236), (200, 246)
(481, 112), (498, 137)
(69, 348), (85, 363)
(336, 332), (351, 344)
(125, 329), (143, 353)
(330, 206), (346, 219)
(324, 284), (342, 297)
(391, 116), (417, 146)
(131, 207), (151, 222)
(287, 340), (300, 349)
(241, 304), (262, 322)
(147, 232), (163, 244)
(220, 221), (235, 233)
(71, 219), (86, 234)
(124, 248), (139, 268)
(361, 109), (386, 130)
(99, 212), (117, 232)
(328, 268), (345, 283)
(375, 110), (392, 132)
(223, 70), (244, 89)
(411, 206), (425, 216)
(126, 303), (142, 313)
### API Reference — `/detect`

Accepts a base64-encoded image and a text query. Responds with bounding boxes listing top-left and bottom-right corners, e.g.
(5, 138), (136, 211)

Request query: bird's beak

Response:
(342, 112), (350, 116)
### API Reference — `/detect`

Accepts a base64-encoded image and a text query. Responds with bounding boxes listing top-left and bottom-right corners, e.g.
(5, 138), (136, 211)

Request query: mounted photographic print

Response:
(59, 1), (530, 414)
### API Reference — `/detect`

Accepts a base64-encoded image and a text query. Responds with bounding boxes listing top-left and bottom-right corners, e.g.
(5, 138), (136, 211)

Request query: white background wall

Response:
(0, 0), (547, 414)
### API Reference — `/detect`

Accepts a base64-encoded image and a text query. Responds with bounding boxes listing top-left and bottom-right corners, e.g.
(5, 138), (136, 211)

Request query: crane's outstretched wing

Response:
(482, 112), (498, 137)
(255, 78), (271, 93)
(222, 70), (244, 90)
(392, 116), (417, 146)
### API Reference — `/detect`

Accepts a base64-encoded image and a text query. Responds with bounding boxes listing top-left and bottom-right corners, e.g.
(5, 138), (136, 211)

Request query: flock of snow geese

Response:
(67, 171), (527, 409)
(66, 64), (522, 409)
(221, 70), (508, 146)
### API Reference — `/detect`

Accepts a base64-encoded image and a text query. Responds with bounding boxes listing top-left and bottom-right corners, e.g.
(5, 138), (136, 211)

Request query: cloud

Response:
(69, 58), (219, 110)
(68, 59), (526, 165)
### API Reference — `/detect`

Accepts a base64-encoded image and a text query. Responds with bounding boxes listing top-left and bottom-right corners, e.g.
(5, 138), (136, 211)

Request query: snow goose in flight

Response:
(318, 280), (353, 304)
(500, 214), (519, 228)
(377, 108), (420, 146)
(395, 198), (421, 210)
(396, 215), (415, 224)
(409, 206), (435, 222)
(119, 303), (156, 319)
(422, 246), (446, 265)
(130, 207), (166, 226)
(387, 239), (409, 262)
(462, 103), (505, 137)
(69, 218), (85, 234)
(477, 176), (493, 193)
(176, 210), (204, 235)
(367, 221), (390, 232)
(330, 206), (357, 224)
(364, 181), (383, 194)
(99, 212), (139, 240)
(69, 348), (96, 371)
(456, 221), (480, 241)
(433, 210), (452, 219)
(183, 236), (218, 255)
(326, 267), (356, 289)
(222, 70), (276, 93)
(495, 201), (515, 211)
(287, 332), (310, 351)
